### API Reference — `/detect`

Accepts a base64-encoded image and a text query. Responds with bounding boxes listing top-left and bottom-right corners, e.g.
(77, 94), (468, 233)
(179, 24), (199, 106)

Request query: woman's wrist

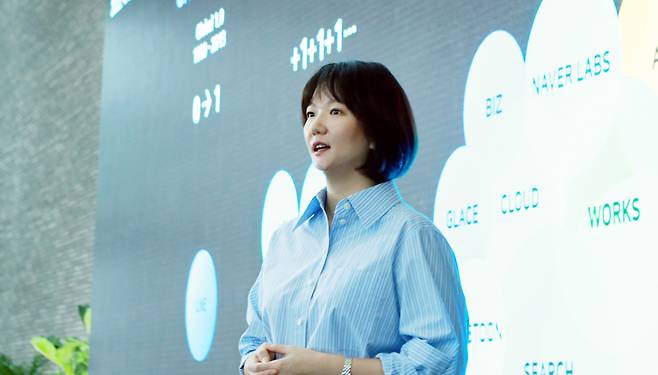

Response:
(316, 353), (386, 375)
(317, 352), (345, 375)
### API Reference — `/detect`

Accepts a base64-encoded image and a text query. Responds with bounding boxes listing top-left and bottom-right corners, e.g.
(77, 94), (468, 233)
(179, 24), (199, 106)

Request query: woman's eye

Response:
(306, 111), (315, 118)
(330, 108), (341, 115)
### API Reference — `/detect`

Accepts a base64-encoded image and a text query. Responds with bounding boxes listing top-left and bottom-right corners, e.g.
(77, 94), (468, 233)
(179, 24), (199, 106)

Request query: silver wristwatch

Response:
(340, 358), (352, 375)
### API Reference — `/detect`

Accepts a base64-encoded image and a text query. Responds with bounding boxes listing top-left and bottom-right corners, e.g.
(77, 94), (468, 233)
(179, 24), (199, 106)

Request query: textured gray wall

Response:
(0, 1), (104, 364)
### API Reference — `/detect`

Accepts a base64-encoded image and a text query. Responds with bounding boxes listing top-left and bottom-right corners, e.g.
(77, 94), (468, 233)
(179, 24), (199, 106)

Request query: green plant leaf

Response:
(0, 354), (15, 374)
(45, 336), (63, 348)
(77, 305), (91, 335)
(31, 337), (60, 367)
(29, 307), (90, 375)
(0, 363), (15, 375)
(62, 337), (84, 346)
(55, 344), (74, 375)
(28, 355), (46, 375)
(0, 354), (11, 367)
(73, 362), (88, 375)
(0, 353), (48, 375)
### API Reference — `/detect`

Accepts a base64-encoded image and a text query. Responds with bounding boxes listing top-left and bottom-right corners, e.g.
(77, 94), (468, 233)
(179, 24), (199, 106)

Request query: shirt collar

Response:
(294, 189), (326, 229)
(294, 180), (401, 230)
(348, 180), (402, 228)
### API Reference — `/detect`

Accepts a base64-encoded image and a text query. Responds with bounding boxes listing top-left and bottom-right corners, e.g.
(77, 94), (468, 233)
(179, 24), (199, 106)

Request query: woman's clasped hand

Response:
(244, 343), (338, 375)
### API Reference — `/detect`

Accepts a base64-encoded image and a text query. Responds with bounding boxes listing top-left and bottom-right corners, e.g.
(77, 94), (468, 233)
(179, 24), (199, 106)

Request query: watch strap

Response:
(340, 358), (352, 375)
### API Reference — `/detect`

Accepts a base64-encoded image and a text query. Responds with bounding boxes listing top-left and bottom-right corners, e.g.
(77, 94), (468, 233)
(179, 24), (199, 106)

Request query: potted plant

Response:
(31, 305), (91, 375)
(0, 353), (46, 375)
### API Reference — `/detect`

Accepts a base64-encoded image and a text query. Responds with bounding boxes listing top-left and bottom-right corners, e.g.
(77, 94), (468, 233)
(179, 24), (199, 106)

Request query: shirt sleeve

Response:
(238, 268), (270, 374)
(375, 222), (469, 375)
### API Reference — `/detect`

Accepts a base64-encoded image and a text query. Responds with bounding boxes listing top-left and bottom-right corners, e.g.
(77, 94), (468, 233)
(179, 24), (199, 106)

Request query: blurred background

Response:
(0, 1), (102, 369)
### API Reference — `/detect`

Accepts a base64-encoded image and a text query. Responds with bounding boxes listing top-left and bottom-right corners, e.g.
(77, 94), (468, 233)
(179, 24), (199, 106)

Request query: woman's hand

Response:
(248, 344), (342, 375)
(244, 343), (278, 375)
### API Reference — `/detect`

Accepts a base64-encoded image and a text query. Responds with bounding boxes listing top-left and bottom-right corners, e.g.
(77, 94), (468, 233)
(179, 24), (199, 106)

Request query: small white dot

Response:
(296, 318), (304, 326)
(343, 203), (351, 210)
(338, 218), (347, 225)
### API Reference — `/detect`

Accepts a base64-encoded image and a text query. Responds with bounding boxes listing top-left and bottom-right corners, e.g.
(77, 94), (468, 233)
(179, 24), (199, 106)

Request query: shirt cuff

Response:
(375, 339), (454, 375)
(239, 351), (254, 375)
(375, 352), (417, 375)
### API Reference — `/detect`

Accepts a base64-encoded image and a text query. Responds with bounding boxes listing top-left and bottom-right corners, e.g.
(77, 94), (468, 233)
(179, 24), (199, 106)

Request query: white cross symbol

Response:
(316, 28), (325, 61)
(307, 38), (317, 64)
(324, 29), (335, 55)
(290, 47), (301, 72)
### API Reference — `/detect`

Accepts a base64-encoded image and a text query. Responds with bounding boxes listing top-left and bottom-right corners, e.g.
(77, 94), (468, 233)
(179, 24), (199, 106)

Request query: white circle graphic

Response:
(261, 170), (299, 259)
(300, 164), (327, 214)
(185, 249), (218, 362)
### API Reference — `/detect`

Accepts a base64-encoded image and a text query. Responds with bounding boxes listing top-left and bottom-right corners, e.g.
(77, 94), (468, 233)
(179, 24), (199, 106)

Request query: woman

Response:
(239, 61), (468, 375)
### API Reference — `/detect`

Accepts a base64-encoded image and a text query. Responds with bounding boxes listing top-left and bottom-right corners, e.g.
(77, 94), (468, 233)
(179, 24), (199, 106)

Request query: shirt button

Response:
(296, 318), (304, 326)
(338, 218), (347, 225)
(343, 202), (351, 210)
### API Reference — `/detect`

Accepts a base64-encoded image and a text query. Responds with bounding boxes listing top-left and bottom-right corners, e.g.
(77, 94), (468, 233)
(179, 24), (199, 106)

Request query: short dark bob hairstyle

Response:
(301, 61), (417, 183)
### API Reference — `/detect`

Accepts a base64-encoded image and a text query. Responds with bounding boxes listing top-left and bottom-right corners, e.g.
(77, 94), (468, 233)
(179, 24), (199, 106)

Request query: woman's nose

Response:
(311, 115), (326, 135)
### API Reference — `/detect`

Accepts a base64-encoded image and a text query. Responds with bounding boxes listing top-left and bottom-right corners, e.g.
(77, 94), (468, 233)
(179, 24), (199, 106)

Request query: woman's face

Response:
(304, 90), (371, 178)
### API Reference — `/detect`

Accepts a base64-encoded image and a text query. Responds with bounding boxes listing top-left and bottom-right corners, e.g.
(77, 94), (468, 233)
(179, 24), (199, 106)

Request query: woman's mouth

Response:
(312, 143), (330, 155)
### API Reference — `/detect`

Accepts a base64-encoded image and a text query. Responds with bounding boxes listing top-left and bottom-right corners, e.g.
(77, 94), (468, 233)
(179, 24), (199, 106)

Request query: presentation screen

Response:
(92, 0), (657, 374)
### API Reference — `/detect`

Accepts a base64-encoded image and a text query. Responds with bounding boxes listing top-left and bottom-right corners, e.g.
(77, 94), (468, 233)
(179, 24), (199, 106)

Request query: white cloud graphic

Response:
(434, 0), (658, 373)
(261, 170), (298, 260)
(261, 165), (326, 260)
(435, 29), (526, 375)
(300, 164), (328, 216)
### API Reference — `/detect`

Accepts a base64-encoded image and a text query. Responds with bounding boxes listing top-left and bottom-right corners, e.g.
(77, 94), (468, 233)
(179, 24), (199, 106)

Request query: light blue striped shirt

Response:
(239, 180), (468, 374)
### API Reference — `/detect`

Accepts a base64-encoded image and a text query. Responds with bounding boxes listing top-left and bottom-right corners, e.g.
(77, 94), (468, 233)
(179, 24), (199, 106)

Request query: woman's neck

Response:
(324, 170), (376, 225)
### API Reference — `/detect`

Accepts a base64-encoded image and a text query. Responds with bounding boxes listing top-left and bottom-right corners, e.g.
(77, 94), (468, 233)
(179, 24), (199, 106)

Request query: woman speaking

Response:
(239, 61), (468, 375)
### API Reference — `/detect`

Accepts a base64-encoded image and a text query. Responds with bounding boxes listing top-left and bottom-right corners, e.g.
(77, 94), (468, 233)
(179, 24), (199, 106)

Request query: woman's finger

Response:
(264, 343), (287, 354)
(246, 369), (278, 375)
(245, 354), (275, 375)
(255, 347), (272, 363)
(246, 368), (278, 375)
(246, 361), (278, 374)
